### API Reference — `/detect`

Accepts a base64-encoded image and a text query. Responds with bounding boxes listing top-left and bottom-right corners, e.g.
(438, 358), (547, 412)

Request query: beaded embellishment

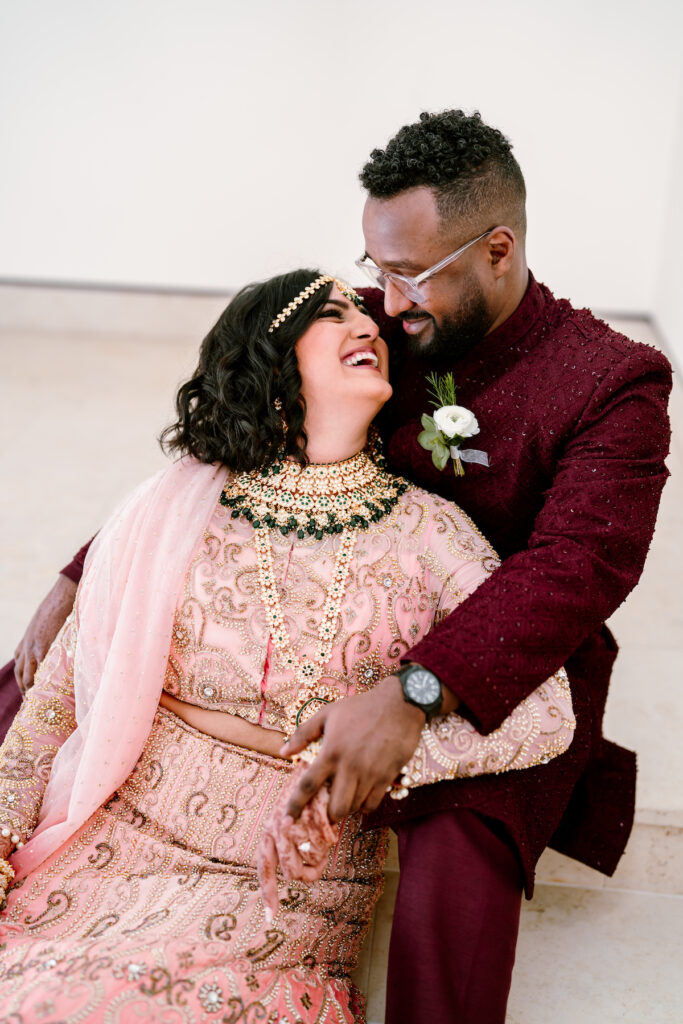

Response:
(220, 447), (409, 539)
(222, 444), (410, 732)
(267, 274), (364, 334)
(255, 525), (359, 732)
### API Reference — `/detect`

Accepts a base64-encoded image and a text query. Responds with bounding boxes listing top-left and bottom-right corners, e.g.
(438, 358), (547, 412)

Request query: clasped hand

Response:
(257, 676), (425, 916)
(282, 675), (427, 821)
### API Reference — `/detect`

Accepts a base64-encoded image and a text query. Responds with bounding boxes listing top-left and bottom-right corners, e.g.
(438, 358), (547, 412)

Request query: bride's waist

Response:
(158, 692), (288, 758)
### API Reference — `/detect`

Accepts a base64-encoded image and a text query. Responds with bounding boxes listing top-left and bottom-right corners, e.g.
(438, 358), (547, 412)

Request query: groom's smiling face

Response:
(361, 186), (497, 362)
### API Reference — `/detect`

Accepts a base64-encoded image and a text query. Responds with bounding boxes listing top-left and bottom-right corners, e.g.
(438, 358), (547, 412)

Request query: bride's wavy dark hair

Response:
(160, 269), (334, 471)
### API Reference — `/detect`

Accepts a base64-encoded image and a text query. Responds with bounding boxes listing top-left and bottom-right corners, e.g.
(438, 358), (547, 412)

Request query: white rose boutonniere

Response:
(418, 372), (490, 477)
(433, 405), (479, 440)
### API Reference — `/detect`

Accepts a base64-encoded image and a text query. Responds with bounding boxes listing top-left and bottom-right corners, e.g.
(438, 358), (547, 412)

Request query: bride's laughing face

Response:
(295, 286), (392, 423)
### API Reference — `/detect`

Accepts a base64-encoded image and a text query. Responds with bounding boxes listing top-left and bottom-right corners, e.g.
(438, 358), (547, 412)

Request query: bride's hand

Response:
(257, 763), (340, 920)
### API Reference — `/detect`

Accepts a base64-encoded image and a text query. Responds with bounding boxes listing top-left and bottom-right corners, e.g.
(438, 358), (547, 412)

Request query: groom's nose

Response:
(383, 278), (417, 319)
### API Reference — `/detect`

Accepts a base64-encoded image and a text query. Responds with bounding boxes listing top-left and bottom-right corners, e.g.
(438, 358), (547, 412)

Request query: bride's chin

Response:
(376, 380), (393, 405)
(357, 375), (392, 399)
(362, 382), (392, 412)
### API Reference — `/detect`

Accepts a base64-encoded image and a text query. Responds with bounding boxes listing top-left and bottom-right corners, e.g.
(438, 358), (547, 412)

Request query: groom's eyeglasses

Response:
(355, 229), (493, 304)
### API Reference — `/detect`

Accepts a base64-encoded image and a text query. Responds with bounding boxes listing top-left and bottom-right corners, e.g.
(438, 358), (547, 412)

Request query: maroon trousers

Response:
(387, 809), (523, 1024)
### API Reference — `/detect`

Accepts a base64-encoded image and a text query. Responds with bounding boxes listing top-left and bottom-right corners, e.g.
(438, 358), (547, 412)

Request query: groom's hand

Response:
(280, 675), (427, 823)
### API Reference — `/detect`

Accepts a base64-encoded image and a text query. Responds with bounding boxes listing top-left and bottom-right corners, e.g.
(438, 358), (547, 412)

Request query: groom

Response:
(280, 109), (672, 1022)
(3, 111), (673, 1023)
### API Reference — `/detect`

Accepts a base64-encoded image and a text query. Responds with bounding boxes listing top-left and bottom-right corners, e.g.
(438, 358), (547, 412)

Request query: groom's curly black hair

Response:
(360, 109), (527, 236)
(160, 269), (333, 472)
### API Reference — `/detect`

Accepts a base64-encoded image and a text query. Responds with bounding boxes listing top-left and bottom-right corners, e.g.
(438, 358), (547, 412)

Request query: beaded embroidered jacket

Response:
(362, 274), (672, 890)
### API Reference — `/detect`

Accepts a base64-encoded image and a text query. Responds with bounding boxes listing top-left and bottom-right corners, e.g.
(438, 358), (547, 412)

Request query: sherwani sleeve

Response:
(60, 539), (95, 585)
(400, 502), (575, 791)
(407, 347), (672, 734)
(0, 613), (77, 859)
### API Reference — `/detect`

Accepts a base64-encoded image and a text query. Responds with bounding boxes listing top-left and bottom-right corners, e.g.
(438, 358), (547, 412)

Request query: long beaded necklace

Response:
(222, 443), (410, 730)
(254, 526), (359, 730)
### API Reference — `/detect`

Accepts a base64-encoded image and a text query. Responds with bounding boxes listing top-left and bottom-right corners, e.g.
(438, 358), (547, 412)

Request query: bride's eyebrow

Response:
(320, 297), (370, 316)
(319, 299), (351, 313)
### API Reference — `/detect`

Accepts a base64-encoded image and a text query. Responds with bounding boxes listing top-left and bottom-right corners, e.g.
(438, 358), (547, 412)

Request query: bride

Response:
(0, 270), (573, 1022)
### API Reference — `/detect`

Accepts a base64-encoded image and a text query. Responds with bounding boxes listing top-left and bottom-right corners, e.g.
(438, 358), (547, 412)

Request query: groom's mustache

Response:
(399, 311), (432, 322)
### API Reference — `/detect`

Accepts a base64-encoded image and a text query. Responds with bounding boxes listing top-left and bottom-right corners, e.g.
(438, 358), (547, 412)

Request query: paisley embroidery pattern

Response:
(0, 486), (513, 1021)
(0, 713), (382, 1021)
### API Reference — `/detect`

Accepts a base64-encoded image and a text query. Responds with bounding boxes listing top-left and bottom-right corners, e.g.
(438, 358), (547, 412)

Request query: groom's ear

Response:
(486, 227), (517, 277)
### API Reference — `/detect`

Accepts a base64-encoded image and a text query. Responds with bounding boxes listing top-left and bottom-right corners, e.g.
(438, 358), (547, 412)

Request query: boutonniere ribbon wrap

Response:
(418, 372), (490, 477)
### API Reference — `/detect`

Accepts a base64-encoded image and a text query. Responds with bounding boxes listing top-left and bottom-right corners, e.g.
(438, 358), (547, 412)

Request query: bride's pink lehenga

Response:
(0, 460), (573, 1022)
(0, 707), (381, 1021)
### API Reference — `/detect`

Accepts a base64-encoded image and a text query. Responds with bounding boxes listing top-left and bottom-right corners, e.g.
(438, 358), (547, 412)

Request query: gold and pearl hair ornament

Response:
(267, 275), (364, 334)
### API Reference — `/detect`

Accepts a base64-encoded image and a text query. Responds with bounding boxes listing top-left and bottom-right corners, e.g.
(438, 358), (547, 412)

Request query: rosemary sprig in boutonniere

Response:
(418, 372), (490, 477)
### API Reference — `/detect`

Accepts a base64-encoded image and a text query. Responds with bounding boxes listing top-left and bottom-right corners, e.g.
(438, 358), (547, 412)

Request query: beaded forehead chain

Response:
(267, 275), (364, 334)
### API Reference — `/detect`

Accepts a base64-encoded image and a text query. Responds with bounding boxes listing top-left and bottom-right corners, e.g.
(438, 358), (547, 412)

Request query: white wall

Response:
(654, 79), (683, 369)
(0, 0), (681, 315)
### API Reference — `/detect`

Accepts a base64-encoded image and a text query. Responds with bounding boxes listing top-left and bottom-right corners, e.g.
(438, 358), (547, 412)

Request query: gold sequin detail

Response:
(220, 446), (409, 537)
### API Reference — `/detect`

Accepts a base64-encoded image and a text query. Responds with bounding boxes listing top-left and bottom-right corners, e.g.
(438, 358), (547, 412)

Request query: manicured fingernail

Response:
(265, 907), (273, 924)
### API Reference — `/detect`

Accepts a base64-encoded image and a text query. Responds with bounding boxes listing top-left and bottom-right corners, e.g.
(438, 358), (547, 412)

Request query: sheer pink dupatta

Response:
(11, 458), (227, 879)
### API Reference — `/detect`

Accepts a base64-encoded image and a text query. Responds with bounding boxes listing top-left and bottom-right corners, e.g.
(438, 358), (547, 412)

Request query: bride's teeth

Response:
(343, 351), (378, 367)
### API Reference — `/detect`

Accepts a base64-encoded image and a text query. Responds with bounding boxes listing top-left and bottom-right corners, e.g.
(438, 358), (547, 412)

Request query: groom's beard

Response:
(403, 274), (494, 363)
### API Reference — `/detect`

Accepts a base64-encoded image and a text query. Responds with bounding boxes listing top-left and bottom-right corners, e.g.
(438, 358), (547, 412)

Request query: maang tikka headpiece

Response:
(267, 275), (364, 334)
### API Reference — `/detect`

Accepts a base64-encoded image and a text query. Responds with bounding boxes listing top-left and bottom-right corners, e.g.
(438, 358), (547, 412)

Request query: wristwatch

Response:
(396, 663), (443, 721)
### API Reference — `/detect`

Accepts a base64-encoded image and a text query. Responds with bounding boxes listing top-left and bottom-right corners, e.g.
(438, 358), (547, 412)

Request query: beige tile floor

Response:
(0, 290), (681, 1022)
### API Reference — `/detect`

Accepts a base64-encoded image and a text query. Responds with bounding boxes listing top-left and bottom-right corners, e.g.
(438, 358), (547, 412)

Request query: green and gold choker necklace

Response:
(220, 446), (409, 539)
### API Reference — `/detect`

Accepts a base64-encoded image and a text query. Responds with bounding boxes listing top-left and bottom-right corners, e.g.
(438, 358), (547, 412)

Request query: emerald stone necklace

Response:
(220, 446), (409, 539)
(220, 445), (410, 732)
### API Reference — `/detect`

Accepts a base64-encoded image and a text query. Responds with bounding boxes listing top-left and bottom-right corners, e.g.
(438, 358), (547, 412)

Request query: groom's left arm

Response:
(283, 342), (672, 820)
(406, 344), (672, 734)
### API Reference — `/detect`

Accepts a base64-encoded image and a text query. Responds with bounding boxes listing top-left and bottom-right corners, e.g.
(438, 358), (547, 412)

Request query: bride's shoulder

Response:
(102, 458), (228, 528)
(394, 480), (467, 521)
(392, 481), (496, 555)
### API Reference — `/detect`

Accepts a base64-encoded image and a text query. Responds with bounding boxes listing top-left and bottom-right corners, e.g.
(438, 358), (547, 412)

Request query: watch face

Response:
(405, 669), (441, 706)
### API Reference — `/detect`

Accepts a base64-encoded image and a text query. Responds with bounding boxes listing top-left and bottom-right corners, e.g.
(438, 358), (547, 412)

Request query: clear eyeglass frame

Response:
(355, 228), (493, 304)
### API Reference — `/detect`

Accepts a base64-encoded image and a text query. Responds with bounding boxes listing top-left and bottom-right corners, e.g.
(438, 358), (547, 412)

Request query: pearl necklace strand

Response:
(254, 525), (359, 732)
(226, 443), (410, 733)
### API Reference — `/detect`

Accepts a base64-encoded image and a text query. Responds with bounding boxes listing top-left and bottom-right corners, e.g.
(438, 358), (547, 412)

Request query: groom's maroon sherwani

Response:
(362, 274), (671, 1023)
(360, 274), (672, 894)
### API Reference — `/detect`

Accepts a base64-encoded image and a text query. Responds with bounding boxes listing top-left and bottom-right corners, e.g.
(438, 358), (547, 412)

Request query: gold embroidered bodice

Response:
(0, 481), (578, 861)
(0, 486), (495, 852)
(163, 488), (496, 734)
